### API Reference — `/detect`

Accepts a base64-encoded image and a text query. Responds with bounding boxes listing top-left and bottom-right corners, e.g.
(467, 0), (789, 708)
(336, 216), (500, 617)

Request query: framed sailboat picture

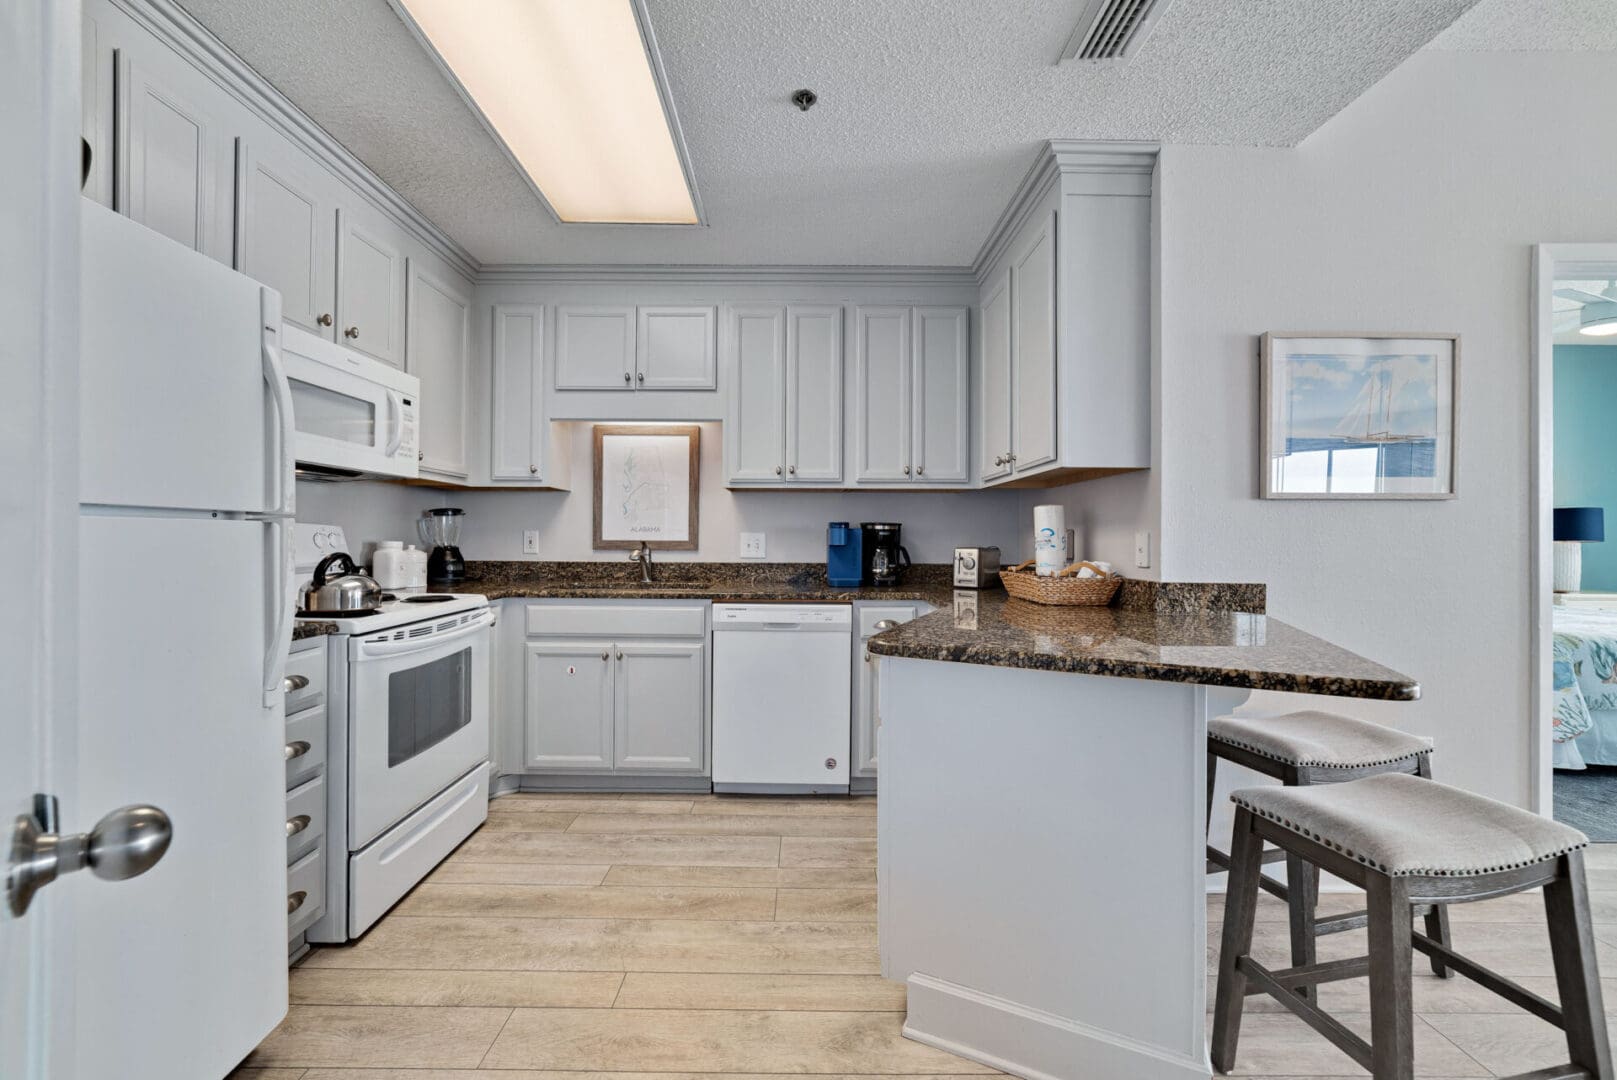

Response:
(1260, 333), (1458, 499)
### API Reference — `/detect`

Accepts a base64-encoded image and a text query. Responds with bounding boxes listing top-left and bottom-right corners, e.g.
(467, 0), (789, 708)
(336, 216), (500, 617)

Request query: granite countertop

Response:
(865, 591), (1418, 701)
(292, 620), (337, 641)
(457, 560), (959, 606)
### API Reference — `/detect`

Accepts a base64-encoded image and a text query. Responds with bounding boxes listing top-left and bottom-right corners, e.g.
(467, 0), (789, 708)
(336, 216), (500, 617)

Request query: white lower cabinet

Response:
(853, 602), (931, 780)
(524, 640), (616, 770)
(615, 642), (706, 771)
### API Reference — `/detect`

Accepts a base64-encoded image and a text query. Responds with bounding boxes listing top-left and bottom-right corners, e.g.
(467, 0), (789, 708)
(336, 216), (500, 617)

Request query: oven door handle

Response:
(353, 608), (494, 659)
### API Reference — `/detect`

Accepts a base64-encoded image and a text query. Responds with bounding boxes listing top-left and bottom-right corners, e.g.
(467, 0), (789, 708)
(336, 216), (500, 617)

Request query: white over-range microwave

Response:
(282, 324), (420, 479)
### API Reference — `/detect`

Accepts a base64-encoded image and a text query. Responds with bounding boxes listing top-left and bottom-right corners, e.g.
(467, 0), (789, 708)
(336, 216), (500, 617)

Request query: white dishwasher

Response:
(712, 603), (854, 793)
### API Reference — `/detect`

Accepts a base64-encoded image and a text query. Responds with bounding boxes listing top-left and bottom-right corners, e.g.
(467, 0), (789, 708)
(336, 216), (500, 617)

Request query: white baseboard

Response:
(903, 973), (1210, 1080)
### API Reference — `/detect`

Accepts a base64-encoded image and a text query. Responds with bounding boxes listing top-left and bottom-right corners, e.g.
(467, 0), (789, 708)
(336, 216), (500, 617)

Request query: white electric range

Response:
(295, 524), (493, 941)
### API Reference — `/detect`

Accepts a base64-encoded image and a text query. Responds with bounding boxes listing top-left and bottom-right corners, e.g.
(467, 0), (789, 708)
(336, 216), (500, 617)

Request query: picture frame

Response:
(1260, 332), (1459, 500)
(592, 424), (700, 550)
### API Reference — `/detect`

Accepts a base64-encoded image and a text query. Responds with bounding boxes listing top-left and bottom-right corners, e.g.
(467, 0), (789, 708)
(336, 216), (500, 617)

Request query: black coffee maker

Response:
(419, 507), (466, 586)
(860, 522), (911, 586)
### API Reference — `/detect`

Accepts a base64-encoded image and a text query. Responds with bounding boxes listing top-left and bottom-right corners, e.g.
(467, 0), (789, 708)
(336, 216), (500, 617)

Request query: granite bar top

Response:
(292, 620), (337, 641)
(865, 592), (1418, 701)
(457, 560), (959, 606)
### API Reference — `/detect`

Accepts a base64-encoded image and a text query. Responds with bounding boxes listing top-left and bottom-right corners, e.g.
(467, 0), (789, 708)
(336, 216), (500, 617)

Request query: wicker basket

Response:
(999, 560), (1123, 607)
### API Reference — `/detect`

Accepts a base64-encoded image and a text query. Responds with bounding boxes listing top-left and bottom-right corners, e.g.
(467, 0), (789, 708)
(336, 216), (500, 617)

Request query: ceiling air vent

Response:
(1060, 0), (1174, 62)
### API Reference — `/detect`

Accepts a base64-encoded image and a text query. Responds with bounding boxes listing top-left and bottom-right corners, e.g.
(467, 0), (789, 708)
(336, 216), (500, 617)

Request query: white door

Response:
(556, 306), (636, 390)
(637, 306), (717, 390)
(785, 304), (843, 483)
(407, 260), (471, 478)
(615, 642), (705, 772)
(490, 304), (545, 481)
(1011, 211), (1058, 474)
(236, 137), (335, 338)
(336, 209), (406, 368)
(525, 642), (615, 770)
(979, 270), (1013, 481)
(3, 8), (78, 1072)
(725, 305), (787, 482)
(854, 307), (912, 482)
(913, 306), (970, 484)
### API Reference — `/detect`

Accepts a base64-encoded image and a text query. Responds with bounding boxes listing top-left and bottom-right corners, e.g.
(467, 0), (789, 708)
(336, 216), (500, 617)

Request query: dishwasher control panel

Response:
(712, 603), (852, 627)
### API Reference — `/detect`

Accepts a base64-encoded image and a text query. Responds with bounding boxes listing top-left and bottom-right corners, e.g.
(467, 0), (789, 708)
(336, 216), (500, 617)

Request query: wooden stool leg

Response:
(1413, 753), (1453, 978)
(1366, 873), (1415, 1080)
(1206, 751), (1217, 832)
(1211, 807), (1263, 1074)
(1286, 851), (1319, 1002)
(1544, 849), (1615, 1080)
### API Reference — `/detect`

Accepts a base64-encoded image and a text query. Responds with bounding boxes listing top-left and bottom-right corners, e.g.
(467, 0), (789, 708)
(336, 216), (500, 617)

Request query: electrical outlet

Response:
(1134, 531), (1152, 569)
(523, 530), (540, 556)
(739, 532), (766, 560)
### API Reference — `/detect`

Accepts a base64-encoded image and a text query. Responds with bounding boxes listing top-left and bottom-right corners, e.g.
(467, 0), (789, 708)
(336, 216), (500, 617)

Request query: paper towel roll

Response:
(1033, 504), (1065, 577)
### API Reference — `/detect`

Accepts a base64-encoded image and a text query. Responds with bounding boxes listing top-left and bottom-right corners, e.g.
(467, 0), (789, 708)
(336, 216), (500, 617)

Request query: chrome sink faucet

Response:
(629, 541), (653, 583)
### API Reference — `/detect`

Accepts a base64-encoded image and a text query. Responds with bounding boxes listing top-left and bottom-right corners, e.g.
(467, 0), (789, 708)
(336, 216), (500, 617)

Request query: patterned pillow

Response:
(1554, 659), (1595, 743)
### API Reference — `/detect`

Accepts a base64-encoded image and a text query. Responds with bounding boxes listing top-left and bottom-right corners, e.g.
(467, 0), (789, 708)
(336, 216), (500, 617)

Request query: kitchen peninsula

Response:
(866, 589), (1418, 1080)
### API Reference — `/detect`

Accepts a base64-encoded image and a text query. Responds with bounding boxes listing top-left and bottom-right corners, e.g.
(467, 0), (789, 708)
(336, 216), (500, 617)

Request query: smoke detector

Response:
(1060, 0), (1175, 62)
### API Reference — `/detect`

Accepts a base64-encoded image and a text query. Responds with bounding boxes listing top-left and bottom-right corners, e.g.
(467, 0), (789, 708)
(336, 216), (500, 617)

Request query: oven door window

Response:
(387, 646), (472, 767)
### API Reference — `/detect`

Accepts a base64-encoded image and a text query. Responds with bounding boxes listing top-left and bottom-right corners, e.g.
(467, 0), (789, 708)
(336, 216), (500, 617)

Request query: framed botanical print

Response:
(1260, 332), (1459, 499)
(592, 424), (700, 550)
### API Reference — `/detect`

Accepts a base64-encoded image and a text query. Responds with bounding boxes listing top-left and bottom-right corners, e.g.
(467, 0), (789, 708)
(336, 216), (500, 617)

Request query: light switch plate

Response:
(739, 532), (766, 560)
(1134, 531), (1151, 569)
(523, 530), (541, 555)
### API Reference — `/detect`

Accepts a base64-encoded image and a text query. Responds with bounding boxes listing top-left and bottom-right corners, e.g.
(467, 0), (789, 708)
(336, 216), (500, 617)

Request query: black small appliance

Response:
(860, 522), (911, 586)
(419, 507), (466, 586)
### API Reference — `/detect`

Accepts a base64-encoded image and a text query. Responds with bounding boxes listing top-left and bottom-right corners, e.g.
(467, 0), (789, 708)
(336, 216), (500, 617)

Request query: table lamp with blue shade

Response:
(1554, 507), (1605, 593)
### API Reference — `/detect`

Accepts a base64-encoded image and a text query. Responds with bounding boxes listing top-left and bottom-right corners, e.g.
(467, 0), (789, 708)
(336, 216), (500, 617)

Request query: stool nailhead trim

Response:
(1208, 733), (1429, 771)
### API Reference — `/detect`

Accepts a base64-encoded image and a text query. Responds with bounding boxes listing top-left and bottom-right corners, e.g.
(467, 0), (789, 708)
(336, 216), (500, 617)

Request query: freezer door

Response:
(80, 200), (277, 512)
(74, 514), (287, 1078)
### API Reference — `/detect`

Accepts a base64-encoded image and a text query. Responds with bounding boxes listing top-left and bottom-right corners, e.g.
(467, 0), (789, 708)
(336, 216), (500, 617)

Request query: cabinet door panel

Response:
(913, 306), (970, 484)
(119, 57), (230, 262)
(337, 210), (405, 368)
(236, 139), (334, 338)
(407, 261), (471, 478)
(725, 305), (786, 482)
(785, 304), (843, 483)
(557, 306), (635, 390)
(525, 641), (614, 770)
(615, 642), (705, 773)
(637, 306), (717, 390)
(854, 307), (912, 482)
(491, 304), (545, 481)
(980, 271), (1012, 481)
(1011, 212), (1058, 473)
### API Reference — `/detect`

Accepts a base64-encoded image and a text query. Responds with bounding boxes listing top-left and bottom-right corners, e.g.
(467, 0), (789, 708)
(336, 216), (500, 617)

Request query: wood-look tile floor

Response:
(233, 798), (1617, 1079)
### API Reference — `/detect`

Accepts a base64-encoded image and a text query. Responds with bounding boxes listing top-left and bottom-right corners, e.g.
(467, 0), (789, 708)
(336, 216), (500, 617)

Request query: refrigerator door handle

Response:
(383, 389), (404, 458)
(261, 290), (295, 517)
(261, 515), (295, 708)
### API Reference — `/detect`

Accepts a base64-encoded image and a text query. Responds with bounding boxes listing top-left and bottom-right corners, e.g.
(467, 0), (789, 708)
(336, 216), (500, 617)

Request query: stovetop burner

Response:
(401, 594), (457, 604)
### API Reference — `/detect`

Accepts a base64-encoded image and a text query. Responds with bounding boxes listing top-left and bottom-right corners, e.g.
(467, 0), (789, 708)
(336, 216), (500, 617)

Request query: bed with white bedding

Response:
(1553, 607), (1617, 769)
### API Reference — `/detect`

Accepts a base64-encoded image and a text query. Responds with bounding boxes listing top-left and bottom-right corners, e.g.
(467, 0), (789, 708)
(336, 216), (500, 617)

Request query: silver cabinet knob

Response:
(636, 372), (645, 383)
(284, 740), (311, 762)
(623, 372), (632, 383)
(903, 465), (912, 475)
(529, 464), (538, 474)
(287, 890), (307, 914)
(916, 466), (924, 476)
(601, 651), (610, 661)
(418, 450), (424, 461)
(283, 674), (309, 693)
(316, 313), (333, 327)
(788, 464), (796, 475)
(616, 651), (624, 660)
(343, 326), (359, 340)
(8, 803), (173, 917)
(774, 465), (783, 475)
(285, 815), (311, 838)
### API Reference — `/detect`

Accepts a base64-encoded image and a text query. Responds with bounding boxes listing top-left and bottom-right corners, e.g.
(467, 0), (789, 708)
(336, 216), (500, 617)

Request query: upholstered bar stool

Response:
(1207, 711), (1451, 990)
(1212, 773), (1609, 1080)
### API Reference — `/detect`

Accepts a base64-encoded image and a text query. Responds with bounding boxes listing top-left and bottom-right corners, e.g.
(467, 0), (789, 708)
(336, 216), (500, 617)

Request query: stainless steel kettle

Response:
(301, 552), (382, 614)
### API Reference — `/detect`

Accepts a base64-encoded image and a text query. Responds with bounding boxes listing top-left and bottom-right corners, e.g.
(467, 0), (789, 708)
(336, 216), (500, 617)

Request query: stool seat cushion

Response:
(1232, 773), (1588, 878)
(1210, 710), (1431, 769)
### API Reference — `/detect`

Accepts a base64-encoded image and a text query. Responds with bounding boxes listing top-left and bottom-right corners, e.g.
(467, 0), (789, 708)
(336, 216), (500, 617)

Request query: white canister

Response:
(373, 542), (429, 590)
(1033, 504), (1066, 577)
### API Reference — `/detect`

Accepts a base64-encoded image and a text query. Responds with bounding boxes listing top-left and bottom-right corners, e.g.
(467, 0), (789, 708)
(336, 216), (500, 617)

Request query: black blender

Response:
(419, 507), (466, 587)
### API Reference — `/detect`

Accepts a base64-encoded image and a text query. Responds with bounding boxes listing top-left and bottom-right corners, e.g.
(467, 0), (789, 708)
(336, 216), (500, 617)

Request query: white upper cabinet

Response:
(852, 305), (970, 486)
(337, 210), (406, 369)
(637, 306), (717, 390)
(407, 260), (471, 479)
(490, 304), (546, 482)
(724, 305), (788, 482)
(556, 306), (636, 389)
(1010, 212), (1058, 474)
(913, 306), (970, 484)
(117, 55), (233, 263)
(785, 305), (844, 483)
(235, 138), (335, 338)
(979, 270), (1013, 481)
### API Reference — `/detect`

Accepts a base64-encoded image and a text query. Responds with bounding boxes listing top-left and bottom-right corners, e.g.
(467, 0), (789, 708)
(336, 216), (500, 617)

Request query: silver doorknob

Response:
(344, 326), (359, 340)
(316, 313), (333, 327)
(8, 803), (173, 917)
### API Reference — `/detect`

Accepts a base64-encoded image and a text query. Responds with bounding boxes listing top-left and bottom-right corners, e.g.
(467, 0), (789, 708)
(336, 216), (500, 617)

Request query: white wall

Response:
(453, 422), (1025, 564)
(1152, 49), (1617, 808)
(294, 479), (436, 562)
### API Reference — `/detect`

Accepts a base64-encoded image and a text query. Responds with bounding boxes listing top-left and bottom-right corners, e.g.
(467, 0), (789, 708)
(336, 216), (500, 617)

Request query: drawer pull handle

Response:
(285, 814), (311, 838)
(873, 619), (900, 632)
(284, 741), (311, 762)
(287, 890), (307, 914)
(283, 674), (310, 693)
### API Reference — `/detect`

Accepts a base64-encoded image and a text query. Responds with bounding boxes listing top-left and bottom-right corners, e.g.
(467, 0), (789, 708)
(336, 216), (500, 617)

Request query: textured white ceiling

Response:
(1430, 0), (1617, 50)
(179, 0), (1499, 267)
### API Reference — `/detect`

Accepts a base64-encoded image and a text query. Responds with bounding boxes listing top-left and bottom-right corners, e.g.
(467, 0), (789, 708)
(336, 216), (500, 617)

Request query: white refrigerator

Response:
(75, 201), (295, 1078)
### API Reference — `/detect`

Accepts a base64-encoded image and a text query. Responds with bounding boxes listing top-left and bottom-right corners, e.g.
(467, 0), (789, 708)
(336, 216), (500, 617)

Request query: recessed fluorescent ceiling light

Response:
(394, 0), (698, 225)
